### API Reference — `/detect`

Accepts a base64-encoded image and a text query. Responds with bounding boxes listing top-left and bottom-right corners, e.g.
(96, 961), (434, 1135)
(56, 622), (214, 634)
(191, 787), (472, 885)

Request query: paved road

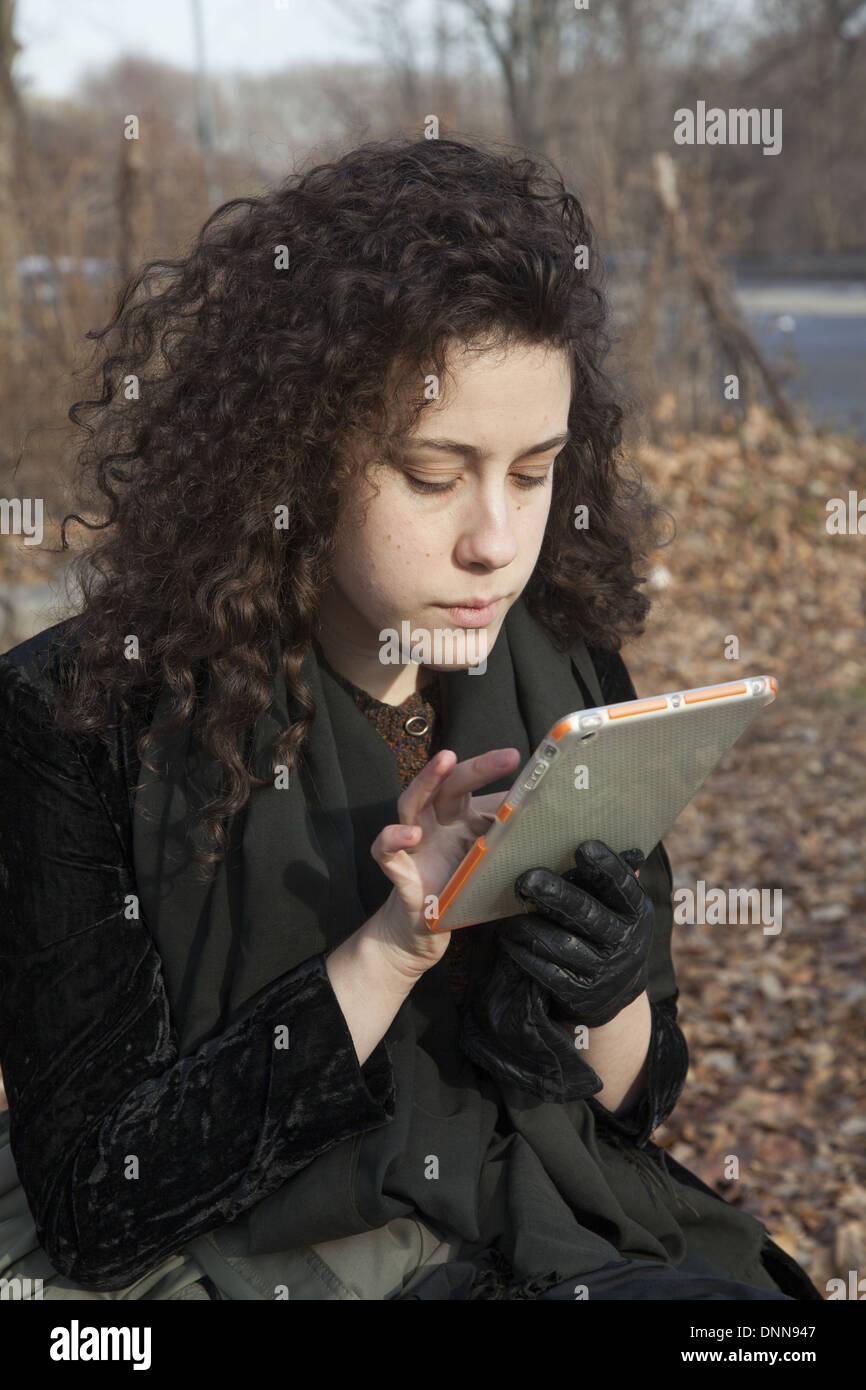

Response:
(735, 278), (866, 439)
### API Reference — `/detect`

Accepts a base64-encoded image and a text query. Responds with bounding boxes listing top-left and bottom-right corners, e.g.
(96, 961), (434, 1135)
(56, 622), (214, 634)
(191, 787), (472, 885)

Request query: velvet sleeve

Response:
(579, 646), (690, 1148)
(0, 654), (396, 1292)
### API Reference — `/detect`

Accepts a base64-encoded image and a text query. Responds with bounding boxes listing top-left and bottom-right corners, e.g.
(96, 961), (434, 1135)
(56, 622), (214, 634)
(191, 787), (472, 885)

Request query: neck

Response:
(314, 628), (436, 707)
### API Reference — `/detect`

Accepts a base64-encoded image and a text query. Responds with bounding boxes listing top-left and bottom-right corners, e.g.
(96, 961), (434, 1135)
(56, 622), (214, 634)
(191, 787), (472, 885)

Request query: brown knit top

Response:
(319, 651), (473, 1009)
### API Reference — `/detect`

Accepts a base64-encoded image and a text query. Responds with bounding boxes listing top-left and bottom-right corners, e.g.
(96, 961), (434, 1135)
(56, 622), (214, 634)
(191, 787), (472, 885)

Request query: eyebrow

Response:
(398, 429), (572, 462)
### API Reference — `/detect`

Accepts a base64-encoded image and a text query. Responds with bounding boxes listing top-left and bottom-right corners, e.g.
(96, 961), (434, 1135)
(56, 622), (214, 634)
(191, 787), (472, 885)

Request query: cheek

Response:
(532, 492), (555, 541)
(367, 497), (431, 566)
(336, 503), (423, 597)
(511, 494), (551, 549)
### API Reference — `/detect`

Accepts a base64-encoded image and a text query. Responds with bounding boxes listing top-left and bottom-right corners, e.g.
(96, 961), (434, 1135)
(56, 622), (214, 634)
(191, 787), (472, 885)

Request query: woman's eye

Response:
(405, 476), (453, 493)
(404, 472), (550, 494)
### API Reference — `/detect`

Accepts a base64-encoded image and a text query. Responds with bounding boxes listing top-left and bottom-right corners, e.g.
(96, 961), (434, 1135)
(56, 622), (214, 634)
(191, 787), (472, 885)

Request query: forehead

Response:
(402, 342), (572, 438)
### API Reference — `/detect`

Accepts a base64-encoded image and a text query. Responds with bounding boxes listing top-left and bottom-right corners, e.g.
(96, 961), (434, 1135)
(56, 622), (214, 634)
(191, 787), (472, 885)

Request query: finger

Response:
(498, 936), (599, 1008)
(512, 865), (563, 902)
(619, 848), (646, 870)
(395, 749), (458, 826)
(513, 868), (623, 949)
(499, 911), (601, 978)
(472, 791), (510, 818)
(370, 821), (421, 870)
(619, 848), (645, 881)
(425, 747), (522, 825)
(563, 841), (645, 916)
(369, 824), (426, 907)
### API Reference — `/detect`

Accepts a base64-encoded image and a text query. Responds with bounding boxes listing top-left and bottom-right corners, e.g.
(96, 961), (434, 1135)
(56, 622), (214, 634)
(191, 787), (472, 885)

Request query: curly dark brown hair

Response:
(53, 132), (669, 876)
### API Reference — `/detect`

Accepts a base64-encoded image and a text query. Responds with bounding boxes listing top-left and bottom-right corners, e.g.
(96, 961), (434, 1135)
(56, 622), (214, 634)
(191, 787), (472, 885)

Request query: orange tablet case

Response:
(426, 676), (778, 932)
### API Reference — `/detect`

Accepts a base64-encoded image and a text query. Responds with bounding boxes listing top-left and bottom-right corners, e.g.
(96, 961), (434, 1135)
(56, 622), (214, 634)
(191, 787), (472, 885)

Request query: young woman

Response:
(0, 135), (821, 1301)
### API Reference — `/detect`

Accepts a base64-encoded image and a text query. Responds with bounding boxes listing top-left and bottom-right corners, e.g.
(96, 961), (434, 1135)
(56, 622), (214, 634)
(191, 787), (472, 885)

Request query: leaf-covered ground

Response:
(625, 407), (866, 1293)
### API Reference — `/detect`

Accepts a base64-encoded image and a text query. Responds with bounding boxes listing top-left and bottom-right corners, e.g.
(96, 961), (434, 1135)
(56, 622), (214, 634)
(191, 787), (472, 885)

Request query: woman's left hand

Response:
(496, 840), (653, 1029)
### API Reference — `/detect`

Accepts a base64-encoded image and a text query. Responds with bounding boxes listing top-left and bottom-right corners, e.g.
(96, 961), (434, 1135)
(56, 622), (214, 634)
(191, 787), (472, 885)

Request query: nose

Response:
(452, 482), (520, 571)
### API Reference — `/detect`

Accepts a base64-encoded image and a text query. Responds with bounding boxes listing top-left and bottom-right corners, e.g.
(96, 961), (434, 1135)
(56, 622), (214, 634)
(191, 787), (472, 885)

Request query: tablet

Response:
(425, 675), (778, 932)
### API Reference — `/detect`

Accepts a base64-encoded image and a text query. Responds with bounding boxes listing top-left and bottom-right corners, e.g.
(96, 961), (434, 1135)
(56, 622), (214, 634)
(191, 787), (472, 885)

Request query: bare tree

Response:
(455, 0), (564, 152)
(324, 0), (423, 115)
(650, 152), (798, 432)
(0, 0), (22, 364)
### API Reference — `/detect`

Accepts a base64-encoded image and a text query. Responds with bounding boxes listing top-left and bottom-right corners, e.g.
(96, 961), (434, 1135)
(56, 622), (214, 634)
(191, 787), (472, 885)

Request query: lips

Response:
(441, 597), (504, 608)
(437, 596), (504, 628)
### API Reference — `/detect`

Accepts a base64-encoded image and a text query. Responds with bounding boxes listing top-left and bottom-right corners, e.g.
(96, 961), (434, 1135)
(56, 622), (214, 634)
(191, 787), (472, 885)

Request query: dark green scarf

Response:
(131, 594), (784, 1289)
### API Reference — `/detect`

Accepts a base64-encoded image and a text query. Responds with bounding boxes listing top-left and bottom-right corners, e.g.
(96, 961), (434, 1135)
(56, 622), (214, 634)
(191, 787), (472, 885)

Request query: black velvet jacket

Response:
(0, 619), (687, 1290)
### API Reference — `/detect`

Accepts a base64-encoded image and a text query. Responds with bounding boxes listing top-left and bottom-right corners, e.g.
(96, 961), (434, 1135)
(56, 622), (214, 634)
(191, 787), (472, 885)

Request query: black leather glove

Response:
(500, 841), (653, 1029)
(459, 841), (688, 1125)
(459, 946), (607, 1103)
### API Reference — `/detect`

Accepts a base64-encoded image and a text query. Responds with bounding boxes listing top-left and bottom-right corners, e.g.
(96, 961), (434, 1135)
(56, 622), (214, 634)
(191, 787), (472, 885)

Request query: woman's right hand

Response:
(364, 746), (522, 980)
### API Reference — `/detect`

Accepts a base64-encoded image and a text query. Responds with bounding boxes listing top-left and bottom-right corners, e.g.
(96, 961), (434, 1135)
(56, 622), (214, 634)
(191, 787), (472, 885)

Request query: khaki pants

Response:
(186, 1215), (459, 1300)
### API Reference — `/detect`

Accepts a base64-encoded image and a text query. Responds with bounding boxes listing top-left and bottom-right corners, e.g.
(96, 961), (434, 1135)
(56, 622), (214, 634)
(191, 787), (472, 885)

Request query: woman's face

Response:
(318, 338), (573, 702)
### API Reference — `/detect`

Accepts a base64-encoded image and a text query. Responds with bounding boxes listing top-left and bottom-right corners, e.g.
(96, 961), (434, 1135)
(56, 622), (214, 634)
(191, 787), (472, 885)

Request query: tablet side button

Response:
(609, 697), (668, 718)
(683, 682), (747, 704)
